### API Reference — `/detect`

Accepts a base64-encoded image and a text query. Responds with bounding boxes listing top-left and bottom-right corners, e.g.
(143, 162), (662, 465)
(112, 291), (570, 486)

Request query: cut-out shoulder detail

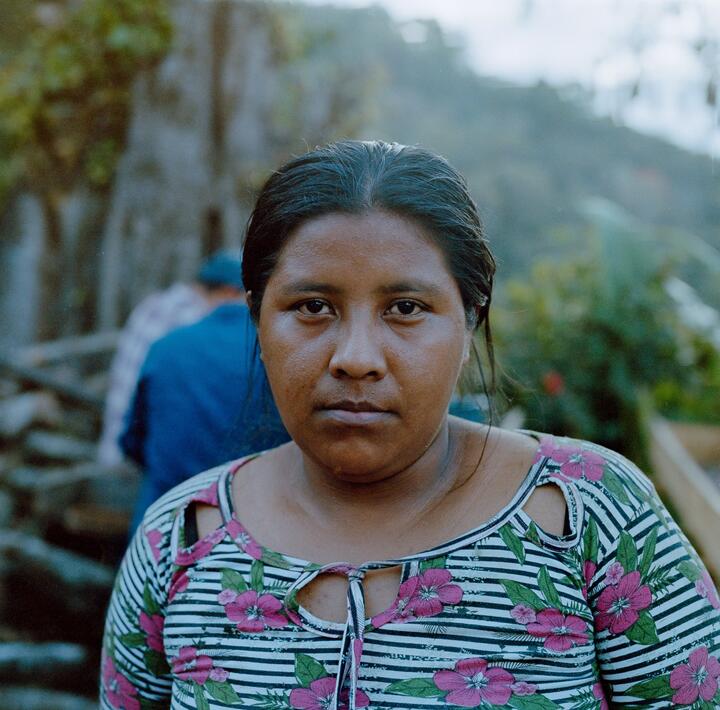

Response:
(522, 481), (568, 537)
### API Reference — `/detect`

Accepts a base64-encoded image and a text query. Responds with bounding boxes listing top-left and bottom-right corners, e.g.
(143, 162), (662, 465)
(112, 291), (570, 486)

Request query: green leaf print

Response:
(624, 610), (659, 646)
(206, 678), (242, 704)
(385, 677), (445, 697)
(639, 527), (657, 579)
(509, 694), (559, 709)
(499, 524), (526, 564)
(119, 632), (146, 647)
(294, 653), (327, 687)
(601, 467), (631, 505)
(140, 698), (167, 710)
(194, 681), (211, 710)
(616, 531), (638, 572)
(144, 649), (170, 677)
(678, 559), (702, 582)
(420, 555), (447, 571)
(261, 549), (293, 570)
(143, 580), (161, 615)
(626, 674), (672, 699)
(251, 560), (265, 593)
(526, 521), (542, 546)
(222, 569), (249, 593)
(583, 517), (599, 564)
(500, 580), (546, 611)
(538, 566), (562, 608)
(250, 690), (292, 709)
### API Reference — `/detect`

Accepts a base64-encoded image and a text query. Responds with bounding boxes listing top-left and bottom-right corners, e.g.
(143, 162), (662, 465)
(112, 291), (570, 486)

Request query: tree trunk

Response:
(36, 190), (64, 342)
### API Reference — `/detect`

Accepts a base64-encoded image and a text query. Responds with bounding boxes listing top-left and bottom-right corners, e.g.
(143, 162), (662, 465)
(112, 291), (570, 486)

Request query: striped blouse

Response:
(100, 434), (720, 709)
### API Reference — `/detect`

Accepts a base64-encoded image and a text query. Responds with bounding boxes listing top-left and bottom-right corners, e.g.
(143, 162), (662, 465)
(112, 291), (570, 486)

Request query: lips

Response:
(317, 399), (394, 426)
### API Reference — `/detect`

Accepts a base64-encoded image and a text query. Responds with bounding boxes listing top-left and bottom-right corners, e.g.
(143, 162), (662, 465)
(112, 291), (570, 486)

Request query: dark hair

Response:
(242, 140), (497, 409)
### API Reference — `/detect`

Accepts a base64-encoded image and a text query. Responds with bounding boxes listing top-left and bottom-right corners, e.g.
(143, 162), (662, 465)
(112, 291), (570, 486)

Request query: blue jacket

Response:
(121, 303), (289, 529)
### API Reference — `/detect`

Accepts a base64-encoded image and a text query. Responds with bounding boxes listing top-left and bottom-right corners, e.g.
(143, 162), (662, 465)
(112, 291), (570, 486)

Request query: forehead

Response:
(272, 210), (454, 283)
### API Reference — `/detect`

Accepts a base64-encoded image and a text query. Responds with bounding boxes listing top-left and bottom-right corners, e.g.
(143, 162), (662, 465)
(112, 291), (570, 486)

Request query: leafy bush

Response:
(495, 199), (718, 469)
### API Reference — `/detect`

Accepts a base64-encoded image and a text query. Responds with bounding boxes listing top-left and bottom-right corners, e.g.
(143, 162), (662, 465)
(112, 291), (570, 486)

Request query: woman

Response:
(101, 141), (720, 709)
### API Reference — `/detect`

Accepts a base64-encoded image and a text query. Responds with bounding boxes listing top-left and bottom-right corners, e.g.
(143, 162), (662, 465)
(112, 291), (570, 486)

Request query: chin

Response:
(306, 437), (404, 483)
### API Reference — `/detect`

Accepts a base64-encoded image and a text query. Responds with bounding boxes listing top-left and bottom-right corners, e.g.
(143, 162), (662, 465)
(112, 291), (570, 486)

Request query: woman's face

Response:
(257, 210), (472, 482)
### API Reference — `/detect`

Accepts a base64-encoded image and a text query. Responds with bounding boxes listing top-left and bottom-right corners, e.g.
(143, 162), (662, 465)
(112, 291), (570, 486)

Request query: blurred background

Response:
(0, 0), (719, 706)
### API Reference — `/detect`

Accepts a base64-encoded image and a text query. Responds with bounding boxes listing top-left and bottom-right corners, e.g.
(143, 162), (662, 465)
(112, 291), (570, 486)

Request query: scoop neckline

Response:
(218, 430), (551, 571)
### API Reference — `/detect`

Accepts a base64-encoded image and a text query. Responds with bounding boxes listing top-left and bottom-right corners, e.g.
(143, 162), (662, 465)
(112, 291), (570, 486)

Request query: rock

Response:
(0, 491), (13, 527)
(0, 530), (114, 598)
(0, 392), (60, 440)
(0, 687), (96, 710)
(23, 431), (96, 464)
(0, 642), (87, 682)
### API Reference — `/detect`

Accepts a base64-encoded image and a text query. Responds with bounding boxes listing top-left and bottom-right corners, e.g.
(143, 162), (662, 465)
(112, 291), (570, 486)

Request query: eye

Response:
(296, 299), (333, 316)
(386, 300), (424, 317)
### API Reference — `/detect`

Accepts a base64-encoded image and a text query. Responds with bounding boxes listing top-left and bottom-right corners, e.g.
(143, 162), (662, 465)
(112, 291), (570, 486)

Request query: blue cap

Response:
(196, 251), (243, 289)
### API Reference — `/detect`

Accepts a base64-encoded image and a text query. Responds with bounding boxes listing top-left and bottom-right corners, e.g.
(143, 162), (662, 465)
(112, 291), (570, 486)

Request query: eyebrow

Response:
(280, 280), (445, 297)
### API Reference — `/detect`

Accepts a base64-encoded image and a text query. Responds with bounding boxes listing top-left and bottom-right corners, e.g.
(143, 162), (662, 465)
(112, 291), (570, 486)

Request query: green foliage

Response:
(0, 0), (172, 206)
(495, 200), (715, 467)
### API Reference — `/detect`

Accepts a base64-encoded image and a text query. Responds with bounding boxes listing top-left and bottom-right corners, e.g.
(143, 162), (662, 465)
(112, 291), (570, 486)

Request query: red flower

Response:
(225, 590), (287, 632)
(372, 568), (463, 626)
(102, 655), (140, 710)
(695, 569), (720, 610)
(526, 608), (588, 652)
(595, 571), (652, 635)
(434, 658), (514, 707)
(226, 518), (263, 560)
(541, 370), (565, 396)
(670, 646), (720, 705)
(174, 528), (225, 566)
(289, 676), (370, 710)
(168, 568), (190, 602)
(144, 528), (163, 563)
(138, 611), (164, 653)
(171, 646), (213, 684)
(592, 682), (609, 710)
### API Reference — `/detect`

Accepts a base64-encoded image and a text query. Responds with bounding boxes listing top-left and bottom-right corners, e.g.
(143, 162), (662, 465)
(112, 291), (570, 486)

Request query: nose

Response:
(329, 315), (387, 380)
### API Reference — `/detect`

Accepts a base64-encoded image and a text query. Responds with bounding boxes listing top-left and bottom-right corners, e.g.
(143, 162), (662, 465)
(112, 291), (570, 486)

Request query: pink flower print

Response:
(289, 676), (370, 710)
(138, 611), (164, 653)
(511, 681), (537, 695)
(553, 448), (605, 482)
(604, 562), (624, 586)
(102, 655), (141, 710)
(695, 570), (720, 610)
(145, 528), (163, 563)
(511, 604), (537, 625)
(218, 589), (238, 605)
(434, 658), (514, 707)
(171, 646), (213, 684)
(209, 667), (229, 682)
(583, 560), (597, 601)
(595, 571), (652, 635)
(225, 590), (287, 632)
(670, 646), (720, 705)
(526, 608), (589, 652)
(371, 575), (422, 627)
(592, 682), (609, 710)
(192, 481), (219, 506)
(533, 437), (559, 464)
(226, 518), (263, 560)
(174, 527), (225, 566)
(168, 568), (189, 602)
(408, 568), (463, 618)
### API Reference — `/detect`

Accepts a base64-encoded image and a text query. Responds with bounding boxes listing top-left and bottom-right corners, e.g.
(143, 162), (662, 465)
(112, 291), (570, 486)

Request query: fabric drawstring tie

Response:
(285, 563), (368, 710)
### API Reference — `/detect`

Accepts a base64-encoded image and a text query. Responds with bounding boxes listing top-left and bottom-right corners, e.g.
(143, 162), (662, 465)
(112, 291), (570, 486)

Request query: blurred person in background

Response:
(97, 252), (248, 467)
(102, 142), (720, 709)
(120, 258), (289, 533)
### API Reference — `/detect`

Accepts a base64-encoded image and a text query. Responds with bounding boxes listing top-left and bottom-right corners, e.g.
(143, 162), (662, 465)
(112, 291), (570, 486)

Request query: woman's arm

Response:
(589, 478), (720, 707)
(100, 522), (174, 708)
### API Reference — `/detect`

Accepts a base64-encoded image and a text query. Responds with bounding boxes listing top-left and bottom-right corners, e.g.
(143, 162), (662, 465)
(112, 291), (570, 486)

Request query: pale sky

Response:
(299, 0), (720, 157)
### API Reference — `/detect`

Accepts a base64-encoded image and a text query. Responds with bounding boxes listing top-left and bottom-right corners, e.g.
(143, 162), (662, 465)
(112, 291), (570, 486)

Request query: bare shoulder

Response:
(452, 420), (567, 536)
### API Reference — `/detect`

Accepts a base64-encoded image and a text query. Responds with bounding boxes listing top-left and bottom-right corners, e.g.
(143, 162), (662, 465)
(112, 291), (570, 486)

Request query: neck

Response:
(286, 420), (475, 527)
